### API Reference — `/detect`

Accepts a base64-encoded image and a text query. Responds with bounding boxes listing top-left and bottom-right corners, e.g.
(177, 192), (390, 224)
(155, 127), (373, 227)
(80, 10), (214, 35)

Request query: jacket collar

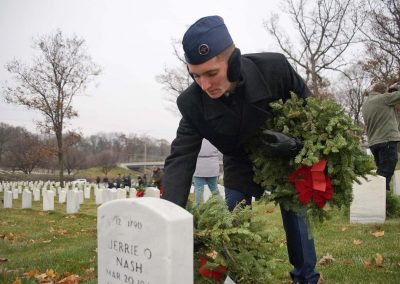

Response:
(202, 56), (271, 120)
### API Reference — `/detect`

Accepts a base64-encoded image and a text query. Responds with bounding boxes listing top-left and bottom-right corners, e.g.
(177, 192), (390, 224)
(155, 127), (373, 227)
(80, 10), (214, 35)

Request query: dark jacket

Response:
(163, 52), (310, 207)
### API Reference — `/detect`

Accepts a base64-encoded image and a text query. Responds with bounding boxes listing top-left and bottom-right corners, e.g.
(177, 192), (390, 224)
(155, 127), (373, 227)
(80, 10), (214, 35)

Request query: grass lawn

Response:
(1, 190), (400, 283)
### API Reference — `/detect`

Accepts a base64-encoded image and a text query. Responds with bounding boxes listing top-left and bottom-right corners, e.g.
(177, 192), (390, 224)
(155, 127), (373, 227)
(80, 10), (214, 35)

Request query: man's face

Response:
(188, 56), (231, 99)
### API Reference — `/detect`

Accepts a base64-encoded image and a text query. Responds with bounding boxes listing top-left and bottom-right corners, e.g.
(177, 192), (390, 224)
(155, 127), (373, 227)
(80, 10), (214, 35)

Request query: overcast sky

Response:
(0, 0), (288, 142)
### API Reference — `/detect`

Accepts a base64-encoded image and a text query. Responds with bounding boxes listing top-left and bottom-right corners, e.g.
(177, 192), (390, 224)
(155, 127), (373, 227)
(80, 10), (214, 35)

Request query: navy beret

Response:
(182, 15), (233, 65)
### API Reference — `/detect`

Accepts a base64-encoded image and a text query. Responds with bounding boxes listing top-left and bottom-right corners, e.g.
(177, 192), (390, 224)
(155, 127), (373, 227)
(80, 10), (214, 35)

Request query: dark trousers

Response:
(225, 187), (320, 284)
(370, 141), (399, 191)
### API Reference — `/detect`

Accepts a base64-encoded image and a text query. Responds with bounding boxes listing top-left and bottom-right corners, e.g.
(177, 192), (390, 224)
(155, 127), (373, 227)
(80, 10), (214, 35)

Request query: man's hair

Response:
(371, 82), (387, 94)
(216, 44), (236, 62)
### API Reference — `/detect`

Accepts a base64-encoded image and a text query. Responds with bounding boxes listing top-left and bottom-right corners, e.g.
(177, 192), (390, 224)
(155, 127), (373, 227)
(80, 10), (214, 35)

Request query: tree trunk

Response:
(56, 130), (64, 187)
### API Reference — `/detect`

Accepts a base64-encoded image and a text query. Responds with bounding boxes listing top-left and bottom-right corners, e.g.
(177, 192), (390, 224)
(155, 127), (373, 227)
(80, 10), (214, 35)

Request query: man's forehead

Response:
(188, 57), (222, 74)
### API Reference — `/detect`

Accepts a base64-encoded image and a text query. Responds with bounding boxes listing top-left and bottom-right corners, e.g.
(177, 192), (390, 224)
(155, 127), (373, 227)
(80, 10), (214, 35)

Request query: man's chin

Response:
(207, 91), (223, 99)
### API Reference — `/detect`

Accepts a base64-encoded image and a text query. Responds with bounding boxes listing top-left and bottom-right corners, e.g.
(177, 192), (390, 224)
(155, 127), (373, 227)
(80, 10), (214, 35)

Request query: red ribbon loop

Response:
(289, 159), (333, 208)
(198, 256), (227, 281)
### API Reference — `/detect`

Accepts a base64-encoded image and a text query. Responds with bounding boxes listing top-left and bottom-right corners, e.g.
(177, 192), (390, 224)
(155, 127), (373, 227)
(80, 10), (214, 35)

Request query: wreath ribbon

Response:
(198, 256), (227, 281)
(289, 159), (333, 208)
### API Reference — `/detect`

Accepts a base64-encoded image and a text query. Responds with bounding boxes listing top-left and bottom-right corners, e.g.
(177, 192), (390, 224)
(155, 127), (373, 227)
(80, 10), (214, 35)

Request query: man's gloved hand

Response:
(261, 129), (303, 158)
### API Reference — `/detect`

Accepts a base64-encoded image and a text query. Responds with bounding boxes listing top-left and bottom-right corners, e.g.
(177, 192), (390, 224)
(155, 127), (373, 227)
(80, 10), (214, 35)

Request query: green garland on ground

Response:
(188, 195), (278, 283)
(247, 93), (375, 222)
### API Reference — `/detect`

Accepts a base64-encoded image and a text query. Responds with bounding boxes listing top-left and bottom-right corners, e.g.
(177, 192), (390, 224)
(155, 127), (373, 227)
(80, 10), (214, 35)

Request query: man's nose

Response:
(199, 77), (211, 91)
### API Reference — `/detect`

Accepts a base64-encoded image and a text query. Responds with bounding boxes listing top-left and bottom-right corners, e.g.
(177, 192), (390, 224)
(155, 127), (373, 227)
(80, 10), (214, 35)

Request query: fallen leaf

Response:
(371, 230), (384, 238)
(363, 258), (371, 267)
(0, 257), (8, 262)
(266, 207), (275, 214)
(58, 229), (67, 235)
(0, 234), (5, 239)
(46, 269), (57, 278)
(374, 253), (383, 267)
(65, 215), (77, 219)
(42, 240), (52, 243)
(318, 254), (335, 265)
(353, 239), (362, 246)
(85, 268), (95, 274)
(57, 274), (80, 284)
(341, 226), (348, 232)
(12, 277), (21, 284)
(7, 232), (16, 241)
(24, 268), (39, 278)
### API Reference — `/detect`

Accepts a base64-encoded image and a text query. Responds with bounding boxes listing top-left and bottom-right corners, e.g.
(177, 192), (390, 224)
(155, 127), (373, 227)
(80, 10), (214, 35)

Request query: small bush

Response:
(387, 192), (400, 218)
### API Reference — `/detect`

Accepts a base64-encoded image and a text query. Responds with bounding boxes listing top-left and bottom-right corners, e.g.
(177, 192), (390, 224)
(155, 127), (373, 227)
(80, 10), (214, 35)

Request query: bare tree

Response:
(334, 62), (371, 125)
(97, 150), (119, 176)
(4, 129), (43, 174)
(156, 39), (192, 115)
(0, 123), (14, 165)
(3, 30), (101, 185)
(361, 0), (400, 83)
(265, 0), (363, 99)
(63, 131), (83, 175)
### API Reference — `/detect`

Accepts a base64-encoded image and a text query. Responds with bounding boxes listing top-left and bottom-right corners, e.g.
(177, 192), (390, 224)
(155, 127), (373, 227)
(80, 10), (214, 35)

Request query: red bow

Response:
(289, 159), (333, 208)
(198, 256), (227, 282)
(136, 191), (144, 197)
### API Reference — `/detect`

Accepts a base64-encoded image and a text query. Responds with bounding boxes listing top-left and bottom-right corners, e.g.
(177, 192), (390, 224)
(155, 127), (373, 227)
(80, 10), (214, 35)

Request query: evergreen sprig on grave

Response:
(189, 195), (278, 283)
(246, 93), (376, 222)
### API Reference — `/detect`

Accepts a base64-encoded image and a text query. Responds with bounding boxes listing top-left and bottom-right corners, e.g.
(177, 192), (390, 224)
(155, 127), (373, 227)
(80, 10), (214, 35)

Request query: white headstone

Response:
(67, 190), (80, 214)
(350, 175), (386, 224)
(97, 198), (193, 284)
(43, 190), (55, 211)
(33, 188), (41, 201)
(84, 187), (91, 199)
(12, 188), (19, 199)
(3, 191), (12, 208)
(117, 189), (127, 199)
(96, 188), (104, 205)
(102, 189), (110, 203)
(110, 189), (118, 201)
(22, 189), (32, 209)
(59, 190), (67, 203)
(392, 170), (400, 196)
(78, 190), (84, 204)
(143, 187), (160, 198)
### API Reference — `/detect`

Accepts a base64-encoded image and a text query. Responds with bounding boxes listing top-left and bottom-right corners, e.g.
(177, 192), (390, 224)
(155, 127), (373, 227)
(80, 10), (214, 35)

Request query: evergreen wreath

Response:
(188, 195), (278, 283)
(246, 93), (375, 222)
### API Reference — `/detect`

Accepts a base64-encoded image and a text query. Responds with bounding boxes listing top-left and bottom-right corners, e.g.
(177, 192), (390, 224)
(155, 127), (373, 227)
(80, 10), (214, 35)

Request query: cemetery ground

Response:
(1, 191), (400, 284)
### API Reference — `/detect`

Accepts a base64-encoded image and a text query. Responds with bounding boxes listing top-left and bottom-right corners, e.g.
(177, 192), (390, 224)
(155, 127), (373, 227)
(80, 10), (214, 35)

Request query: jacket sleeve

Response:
(284, 57), (311, 99)
(162, 117), (203, 207)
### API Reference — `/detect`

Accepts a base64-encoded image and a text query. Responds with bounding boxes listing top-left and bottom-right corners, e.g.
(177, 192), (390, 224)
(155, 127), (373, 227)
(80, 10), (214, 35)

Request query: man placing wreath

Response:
(162, 15), (320, 284)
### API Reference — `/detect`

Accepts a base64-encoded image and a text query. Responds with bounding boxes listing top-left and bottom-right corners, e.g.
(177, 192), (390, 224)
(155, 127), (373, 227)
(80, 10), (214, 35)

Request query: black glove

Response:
(261, 130), (303, 158)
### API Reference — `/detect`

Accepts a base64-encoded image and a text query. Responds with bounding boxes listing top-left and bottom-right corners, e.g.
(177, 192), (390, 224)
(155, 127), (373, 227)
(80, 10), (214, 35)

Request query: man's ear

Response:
(186, 65), (194, 80)
(227, 48), (241, 82)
